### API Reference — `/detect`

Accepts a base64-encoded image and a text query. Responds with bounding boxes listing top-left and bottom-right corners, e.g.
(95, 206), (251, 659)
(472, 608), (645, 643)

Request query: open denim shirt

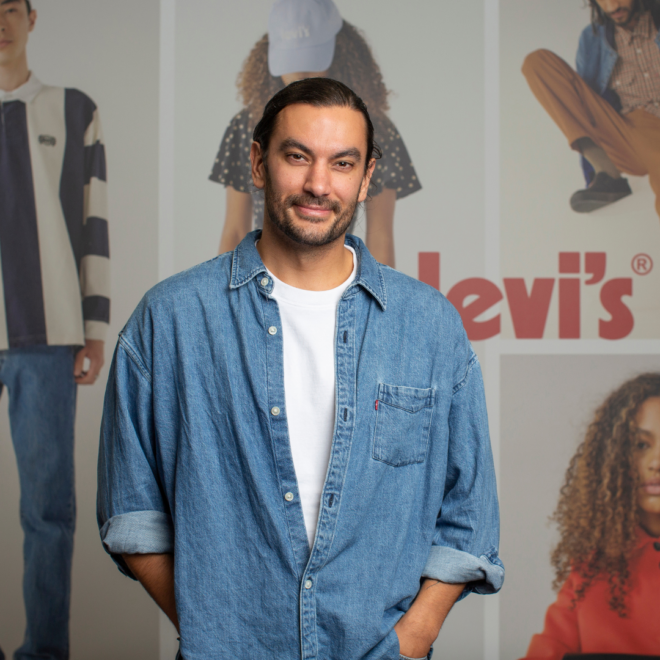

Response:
(97, 232), (504, 660)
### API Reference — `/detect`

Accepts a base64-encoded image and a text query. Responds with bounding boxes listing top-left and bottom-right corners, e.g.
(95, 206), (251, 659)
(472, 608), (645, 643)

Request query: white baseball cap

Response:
(268, 0), (343, 77)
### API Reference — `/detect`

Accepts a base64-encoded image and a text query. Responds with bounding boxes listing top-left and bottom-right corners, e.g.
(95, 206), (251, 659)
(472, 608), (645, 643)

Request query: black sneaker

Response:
(569, 172), (632, 213)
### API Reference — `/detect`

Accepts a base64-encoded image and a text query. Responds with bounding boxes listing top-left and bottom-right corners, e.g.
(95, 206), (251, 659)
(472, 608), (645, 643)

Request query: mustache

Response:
(286, 194), (341, 215)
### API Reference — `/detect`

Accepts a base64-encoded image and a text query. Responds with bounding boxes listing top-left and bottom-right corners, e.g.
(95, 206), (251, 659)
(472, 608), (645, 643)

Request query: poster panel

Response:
(0, 0), (161, 657)
(500, 354), (660, 659)
(171, 0), (488, 656)
(500, 0), (660, 341)
(172, 0), (488, 294)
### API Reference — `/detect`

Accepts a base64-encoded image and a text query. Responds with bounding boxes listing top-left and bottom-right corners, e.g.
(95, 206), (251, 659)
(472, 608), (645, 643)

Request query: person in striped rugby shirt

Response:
(0, 1), (109, 658)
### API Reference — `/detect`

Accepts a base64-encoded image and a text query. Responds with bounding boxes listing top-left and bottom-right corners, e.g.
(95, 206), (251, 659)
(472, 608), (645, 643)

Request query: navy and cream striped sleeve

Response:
(76, 93), (110, 341)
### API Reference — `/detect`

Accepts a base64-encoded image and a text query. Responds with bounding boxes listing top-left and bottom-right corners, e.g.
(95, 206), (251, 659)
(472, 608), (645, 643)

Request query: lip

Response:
(0, 40), (12, 49)
(293, 204), (333, 218)
(611, 9), (628, 20)
(642, 482), (660, 495)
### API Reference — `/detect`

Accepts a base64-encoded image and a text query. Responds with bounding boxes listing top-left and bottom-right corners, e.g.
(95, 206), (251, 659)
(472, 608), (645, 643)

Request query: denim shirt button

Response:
(268, 326), (277, 335)
(284, 492), (294, 502)
(304, 579), (313, 589)
(260, 277), (269, 287)
(271, 406), (280, 416)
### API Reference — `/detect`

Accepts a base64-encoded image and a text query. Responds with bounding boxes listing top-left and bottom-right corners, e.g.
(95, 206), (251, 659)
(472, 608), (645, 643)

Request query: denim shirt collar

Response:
(229, 230), (387, 310)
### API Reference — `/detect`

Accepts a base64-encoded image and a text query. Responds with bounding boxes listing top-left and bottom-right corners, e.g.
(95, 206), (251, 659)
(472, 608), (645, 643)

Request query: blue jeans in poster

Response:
(0, 346), (77, 660)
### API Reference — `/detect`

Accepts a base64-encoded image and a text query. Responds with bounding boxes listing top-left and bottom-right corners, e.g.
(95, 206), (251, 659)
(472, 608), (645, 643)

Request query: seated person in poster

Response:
(522, 0), (660, 217)
(210, 0), (421, 267)
(521, 373), (660, 659)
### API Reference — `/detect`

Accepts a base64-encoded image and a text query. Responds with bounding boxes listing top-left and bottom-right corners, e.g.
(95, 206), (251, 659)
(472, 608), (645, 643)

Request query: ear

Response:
(28, 8), (37, 32)
(250, 141), (266, 191)
(357, 158), (376, 203)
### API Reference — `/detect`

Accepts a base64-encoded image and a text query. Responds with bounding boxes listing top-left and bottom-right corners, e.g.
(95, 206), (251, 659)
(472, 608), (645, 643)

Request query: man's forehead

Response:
(273, 103), (368, 151)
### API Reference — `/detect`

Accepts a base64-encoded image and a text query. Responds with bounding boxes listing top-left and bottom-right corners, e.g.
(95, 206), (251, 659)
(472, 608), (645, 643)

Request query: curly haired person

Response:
(210, 0), (421, 267)
(523, 0), (660, 218)
(520, 373), (660, 659)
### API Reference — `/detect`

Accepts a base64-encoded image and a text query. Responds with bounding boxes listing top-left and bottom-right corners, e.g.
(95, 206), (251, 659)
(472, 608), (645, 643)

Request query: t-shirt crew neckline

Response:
(265, 246), (357, 307)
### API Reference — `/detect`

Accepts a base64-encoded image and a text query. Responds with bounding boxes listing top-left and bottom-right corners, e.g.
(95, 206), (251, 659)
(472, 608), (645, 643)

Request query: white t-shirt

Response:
(268, 248), (356, 548)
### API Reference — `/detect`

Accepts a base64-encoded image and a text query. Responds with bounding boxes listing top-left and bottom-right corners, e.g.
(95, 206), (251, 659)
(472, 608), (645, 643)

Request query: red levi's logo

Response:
(418, 252), (634, 341)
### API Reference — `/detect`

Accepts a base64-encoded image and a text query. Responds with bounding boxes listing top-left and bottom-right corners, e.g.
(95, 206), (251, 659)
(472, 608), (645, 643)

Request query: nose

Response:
(303, 161), (331, 199)
(600, 1), (622, 13)
(650, 443), (660, 472)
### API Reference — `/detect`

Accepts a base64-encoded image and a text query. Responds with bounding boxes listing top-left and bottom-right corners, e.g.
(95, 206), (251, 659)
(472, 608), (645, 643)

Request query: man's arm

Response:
(123, 553), (179, 632)
(395, 579), (465, 658)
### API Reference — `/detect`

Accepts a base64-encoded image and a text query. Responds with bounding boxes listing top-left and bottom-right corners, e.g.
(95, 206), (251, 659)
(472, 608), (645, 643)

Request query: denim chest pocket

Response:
(372, 383), (435, 467)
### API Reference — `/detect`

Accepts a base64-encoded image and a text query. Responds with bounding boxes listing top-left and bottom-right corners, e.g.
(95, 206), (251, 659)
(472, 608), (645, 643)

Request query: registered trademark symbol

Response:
(631, 253), (653, 275)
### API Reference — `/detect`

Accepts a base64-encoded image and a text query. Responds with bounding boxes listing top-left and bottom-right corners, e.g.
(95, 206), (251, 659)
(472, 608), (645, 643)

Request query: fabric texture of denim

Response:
(0, 346), (77, 660)
(98, 232), (504, 660)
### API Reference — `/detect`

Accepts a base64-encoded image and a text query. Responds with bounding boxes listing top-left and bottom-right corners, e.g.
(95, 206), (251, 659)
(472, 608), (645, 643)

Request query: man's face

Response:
(251, 103), (375, 247)
(594, 0), (640, 27)
(0, 0), (35, 67)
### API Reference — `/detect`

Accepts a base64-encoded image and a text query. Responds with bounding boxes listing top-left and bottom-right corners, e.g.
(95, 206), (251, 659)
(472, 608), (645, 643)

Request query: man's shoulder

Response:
(379, 264), (463, 326)
(36, 81), (97, 107)
(143, 253), (233, 310)
(120, 253), (233, 350)
(62, 87), (98, 113)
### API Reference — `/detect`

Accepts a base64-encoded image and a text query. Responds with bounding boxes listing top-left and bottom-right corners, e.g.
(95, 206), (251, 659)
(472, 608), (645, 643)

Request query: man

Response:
(0, 1), (109, 659)
(98, 78), (502, 660)
(522, 0), (660, 216)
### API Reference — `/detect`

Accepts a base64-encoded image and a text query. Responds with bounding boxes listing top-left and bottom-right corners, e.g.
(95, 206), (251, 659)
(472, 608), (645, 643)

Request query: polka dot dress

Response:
(209, 108), (422, 229)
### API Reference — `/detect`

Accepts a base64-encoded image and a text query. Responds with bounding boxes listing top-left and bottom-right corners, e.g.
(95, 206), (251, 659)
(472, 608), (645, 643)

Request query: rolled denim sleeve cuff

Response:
(100, 511), (174, 579)
(422, 545), (505, 596)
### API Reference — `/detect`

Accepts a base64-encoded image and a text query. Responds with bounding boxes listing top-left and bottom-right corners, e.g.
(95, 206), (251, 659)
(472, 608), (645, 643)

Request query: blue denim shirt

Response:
(97, 232), (503, 660)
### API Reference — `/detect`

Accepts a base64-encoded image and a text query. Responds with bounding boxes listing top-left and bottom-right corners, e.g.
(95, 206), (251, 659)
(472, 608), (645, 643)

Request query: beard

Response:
(263, 167), (360, 247)
(607, 0), (643, 26)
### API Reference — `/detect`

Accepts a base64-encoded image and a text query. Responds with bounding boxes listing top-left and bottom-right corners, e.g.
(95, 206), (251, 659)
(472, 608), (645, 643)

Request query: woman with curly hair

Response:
(209, 0), (421, 267)
(521, 372), (660, 659)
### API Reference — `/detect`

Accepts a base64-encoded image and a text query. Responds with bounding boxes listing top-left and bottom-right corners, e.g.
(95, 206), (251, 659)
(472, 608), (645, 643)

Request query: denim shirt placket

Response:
(256, 274), (360, 660)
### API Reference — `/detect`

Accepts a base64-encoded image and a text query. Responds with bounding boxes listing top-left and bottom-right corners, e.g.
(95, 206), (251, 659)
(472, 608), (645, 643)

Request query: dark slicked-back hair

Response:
(252, 77), (382, 173)
(587, 0), (659, 26)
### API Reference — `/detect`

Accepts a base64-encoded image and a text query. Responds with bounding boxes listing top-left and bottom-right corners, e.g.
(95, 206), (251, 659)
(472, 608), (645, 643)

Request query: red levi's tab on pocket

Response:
(375, 400), (379, 411)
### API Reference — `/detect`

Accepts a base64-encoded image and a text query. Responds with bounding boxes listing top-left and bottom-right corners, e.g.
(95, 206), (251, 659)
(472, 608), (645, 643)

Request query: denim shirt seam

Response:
(451, 351), (478, 395)
(118, 334), (152, 383)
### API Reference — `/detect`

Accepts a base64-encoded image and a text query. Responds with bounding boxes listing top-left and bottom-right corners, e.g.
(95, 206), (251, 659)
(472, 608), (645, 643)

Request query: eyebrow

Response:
(0, 1), (21, 5)
(278, 138), (363, 163)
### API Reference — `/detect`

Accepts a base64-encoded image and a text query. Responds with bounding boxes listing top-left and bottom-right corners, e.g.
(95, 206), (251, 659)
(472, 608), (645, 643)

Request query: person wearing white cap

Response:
(210, 0), (422, 268)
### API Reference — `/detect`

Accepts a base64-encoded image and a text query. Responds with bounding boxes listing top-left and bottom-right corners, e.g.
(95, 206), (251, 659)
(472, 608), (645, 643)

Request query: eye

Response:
(335, 161), (353, 170)
(287, 153), (306, 163)
(635, 438), (651, 451)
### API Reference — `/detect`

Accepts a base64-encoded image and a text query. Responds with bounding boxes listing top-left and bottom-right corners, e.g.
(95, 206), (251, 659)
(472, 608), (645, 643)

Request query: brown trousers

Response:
(522, 48), (660, 218)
